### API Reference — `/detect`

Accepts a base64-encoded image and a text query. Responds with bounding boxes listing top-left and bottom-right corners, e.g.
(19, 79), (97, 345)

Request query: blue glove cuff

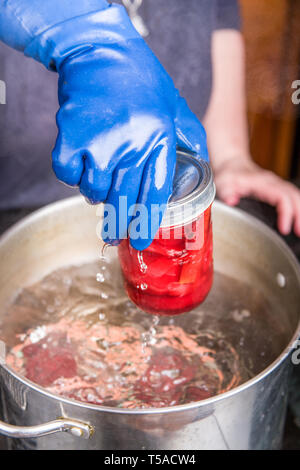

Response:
(24, 4), (141, 71)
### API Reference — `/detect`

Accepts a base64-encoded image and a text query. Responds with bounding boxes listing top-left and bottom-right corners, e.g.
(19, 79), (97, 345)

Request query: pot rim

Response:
(0, 196), (299, 415)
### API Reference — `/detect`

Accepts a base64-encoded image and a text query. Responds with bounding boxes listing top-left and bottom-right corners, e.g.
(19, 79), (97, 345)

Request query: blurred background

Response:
(240, 0), (300, 182)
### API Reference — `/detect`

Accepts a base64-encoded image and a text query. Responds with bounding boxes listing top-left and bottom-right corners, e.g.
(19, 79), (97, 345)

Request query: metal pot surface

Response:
(0, 196), (299, 450)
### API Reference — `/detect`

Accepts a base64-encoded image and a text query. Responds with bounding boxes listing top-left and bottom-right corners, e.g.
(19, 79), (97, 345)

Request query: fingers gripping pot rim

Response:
(118, 151), (216, 316)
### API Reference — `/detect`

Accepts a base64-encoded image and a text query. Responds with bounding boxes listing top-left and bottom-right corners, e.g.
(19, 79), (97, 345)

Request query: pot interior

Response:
(0, 197), (299, 407)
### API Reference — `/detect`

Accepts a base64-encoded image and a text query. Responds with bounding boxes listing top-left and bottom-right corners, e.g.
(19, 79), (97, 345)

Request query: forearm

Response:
(0, 0), (108, 51)
(203, 30), (251, 173)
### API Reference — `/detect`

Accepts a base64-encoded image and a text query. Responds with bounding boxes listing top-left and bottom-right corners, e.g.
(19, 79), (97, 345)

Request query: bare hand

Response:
(213, 158), (300, 237)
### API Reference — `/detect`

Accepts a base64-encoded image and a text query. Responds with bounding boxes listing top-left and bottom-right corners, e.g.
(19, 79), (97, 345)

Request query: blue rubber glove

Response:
(0, 0), (209, 250)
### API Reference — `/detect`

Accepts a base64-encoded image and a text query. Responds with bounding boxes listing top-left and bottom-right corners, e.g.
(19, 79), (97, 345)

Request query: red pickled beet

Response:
(23, 335), (77, 387)
(118, 205), (213, 316)
(184, 386), (211, 401)
(134, 352), (198, 406)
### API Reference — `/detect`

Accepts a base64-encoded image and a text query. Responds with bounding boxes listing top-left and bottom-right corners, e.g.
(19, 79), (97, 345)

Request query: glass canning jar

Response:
(118, 151), (216, 316)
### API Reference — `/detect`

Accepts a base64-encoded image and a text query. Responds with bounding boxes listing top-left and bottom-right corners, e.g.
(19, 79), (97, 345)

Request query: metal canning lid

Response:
(160, 150), (216, 228)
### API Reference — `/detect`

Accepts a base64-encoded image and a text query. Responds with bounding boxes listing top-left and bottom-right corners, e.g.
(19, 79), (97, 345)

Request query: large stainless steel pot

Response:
(0, 196), (299, 450)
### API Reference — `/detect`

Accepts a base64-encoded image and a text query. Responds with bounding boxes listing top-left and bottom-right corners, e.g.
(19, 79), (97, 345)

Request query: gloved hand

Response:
(0, 0), (209, 250)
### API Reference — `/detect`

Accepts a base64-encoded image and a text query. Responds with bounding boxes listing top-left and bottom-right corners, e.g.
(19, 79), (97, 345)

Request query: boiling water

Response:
(0, 256), (287, 409)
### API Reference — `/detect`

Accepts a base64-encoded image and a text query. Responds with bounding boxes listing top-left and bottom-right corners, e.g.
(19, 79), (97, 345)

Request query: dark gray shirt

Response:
(0, 0), (240, 209)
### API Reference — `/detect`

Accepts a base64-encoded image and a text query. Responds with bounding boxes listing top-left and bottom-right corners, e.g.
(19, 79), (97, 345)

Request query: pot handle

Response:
(0, 417), (93, 439)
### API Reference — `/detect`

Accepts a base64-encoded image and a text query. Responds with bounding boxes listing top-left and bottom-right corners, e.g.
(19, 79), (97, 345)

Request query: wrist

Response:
(211, 151), (253, 175)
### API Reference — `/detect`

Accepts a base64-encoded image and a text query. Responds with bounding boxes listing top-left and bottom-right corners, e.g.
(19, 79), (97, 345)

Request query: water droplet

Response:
(96, 272), (105, 283)
(276, 272), (286, 288)
(137, 251), (147, 273)
(100, 243), (113, 262)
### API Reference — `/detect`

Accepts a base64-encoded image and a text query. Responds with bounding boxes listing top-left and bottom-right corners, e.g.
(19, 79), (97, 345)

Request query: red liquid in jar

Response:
(118, 205), (213, 316)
